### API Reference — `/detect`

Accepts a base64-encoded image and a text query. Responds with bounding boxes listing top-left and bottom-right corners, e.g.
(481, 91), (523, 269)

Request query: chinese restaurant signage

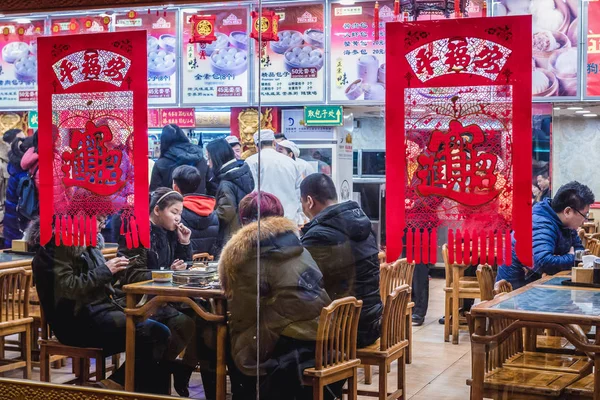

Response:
(329, 1), (393, 103)
(254, 4), (325, 104)
(304, 105), (343, 126)
(50, 16), (108, 35)
(0, 20), (44, 108)
(492, 0), (579, 99)
(385, 16), (533, 267)
(115, 10), (178, 105)
(159, 108), (195, 127)
(182, 8), (250, 105)
(588, 0), (600, 97)
(37, 31), (149, 249)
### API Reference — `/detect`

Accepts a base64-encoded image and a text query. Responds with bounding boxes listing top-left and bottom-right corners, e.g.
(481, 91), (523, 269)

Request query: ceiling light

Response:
(567, 107), (583, 110)
(553, 107), (560, 110)
(339, 0), (356, 4)
(13, 18), (31, 24)
(575, 110), (591, 114)
(583, 114), (597, 117)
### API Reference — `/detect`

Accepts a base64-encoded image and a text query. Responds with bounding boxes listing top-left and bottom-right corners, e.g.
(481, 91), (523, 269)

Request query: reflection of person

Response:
(245, 129), (303, 222)
(206, 139), (254, 252)
(497, 181), (595, 289)
(300, 173), (382, 348)
(276, 139), (316, 179)
(225, 135), (242, 160)
(31, 216), (172, 393)
(532, 184), (541, 203)
(219, 191), (331, 399)
(535, 173), (551, 203)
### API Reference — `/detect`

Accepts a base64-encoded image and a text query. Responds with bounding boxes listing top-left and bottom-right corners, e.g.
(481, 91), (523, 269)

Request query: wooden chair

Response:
(476, 264), (512, 302)
(39, 309), (119, 384)
(357, 285), (410, 400)
(303, 296), (363, 400)
(0, 268), (33, 379)
(442, 244), (480, 344)
(565, 373), (594, 399)
(378, 252), (386, 265)
(192, 253), (214, 263)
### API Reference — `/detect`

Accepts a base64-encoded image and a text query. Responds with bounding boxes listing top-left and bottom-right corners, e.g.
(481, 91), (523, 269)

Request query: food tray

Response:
(560, 279), (600, 289)
(173, 270), (216, 285)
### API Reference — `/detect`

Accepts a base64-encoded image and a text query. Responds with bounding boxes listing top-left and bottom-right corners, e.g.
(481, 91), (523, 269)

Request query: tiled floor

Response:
(3, 277), (474, 399)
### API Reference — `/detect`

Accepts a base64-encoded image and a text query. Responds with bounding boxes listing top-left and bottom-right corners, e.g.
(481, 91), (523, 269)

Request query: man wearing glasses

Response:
(497, 181), (595, 289)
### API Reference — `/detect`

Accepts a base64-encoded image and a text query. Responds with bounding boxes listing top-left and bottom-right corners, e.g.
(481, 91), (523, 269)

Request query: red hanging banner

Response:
(385, 16), (532, 267)
(37, 31), (149, 249)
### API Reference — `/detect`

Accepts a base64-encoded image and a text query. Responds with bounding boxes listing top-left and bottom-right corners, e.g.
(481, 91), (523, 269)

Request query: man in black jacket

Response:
(172, 165), (219, 255)
(300, 173), (382, 348)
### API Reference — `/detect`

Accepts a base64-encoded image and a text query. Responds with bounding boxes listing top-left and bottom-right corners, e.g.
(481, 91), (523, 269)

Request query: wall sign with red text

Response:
(182, 7), (250, 105)
(115, 11), (178, 105)
(0, 21), (44, 108)
(253, 3), (325, 104)
(587, 0), (600, 97)
(159, 108), (195, 127)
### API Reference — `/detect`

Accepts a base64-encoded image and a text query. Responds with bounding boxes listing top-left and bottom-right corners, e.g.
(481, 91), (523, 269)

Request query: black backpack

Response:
(17, 166), (38, 220)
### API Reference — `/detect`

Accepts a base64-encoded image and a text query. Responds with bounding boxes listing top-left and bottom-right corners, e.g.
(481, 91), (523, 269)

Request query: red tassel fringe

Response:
(53, 214), (141, 248)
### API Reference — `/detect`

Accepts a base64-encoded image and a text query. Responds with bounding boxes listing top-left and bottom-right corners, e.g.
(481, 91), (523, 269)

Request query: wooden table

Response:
(470, 274), (600, 400)
(122, 280), (227, 399)
(0, 253), (33, 269)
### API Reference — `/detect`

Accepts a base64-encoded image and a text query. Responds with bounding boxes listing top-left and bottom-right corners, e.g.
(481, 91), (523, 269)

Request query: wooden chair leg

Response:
(378, 361), (387, 400)
(96, 356), (105, 382)
(452, 293), (460, 345)
(312, 380), (324, 400)
(406, 310), (412, 364)
(52, 359), (62, 369)
(348, 368), (358, 400)
(364, 365), (372, 385)
(0, 337), (5, 359)
(24, 326), (32, 380)
(39, 344), (50, 382)
(80, 358), (90, 384)
(444, 294), (451, 342)
(398, 355), (406, 400)
(112, 353), (120, 370)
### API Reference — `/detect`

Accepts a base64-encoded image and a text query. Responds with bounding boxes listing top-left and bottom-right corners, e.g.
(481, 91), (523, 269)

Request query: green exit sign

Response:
(304, 106), (343, 126)
(28, 111), (38, 129)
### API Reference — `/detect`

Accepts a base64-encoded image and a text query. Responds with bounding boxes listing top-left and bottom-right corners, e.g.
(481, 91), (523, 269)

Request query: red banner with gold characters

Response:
(385, 16), (532, 268)
(37, 31), (149, 249)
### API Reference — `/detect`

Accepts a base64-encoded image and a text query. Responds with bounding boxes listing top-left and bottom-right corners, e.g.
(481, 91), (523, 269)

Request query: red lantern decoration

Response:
(394, 0), (400, 20)
(2, 27), (10, 38)
(16, 26), (25, 36)
(101, 16), (111, 27)
(482, 1), (487, 17)
(189, 14), (217, 60)
(374, 2), (380, 42)
(128, 10), (137, 19)
(69, 19), (78, 32)
(250, 10), (279, 62)
(84, 19), (93, 29)
(454, 0), (461, 17)
(51, 24), (60, 34)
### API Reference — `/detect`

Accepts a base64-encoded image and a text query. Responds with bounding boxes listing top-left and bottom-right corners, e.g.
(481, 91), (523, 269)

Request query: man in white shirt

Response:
(276, 139), (316, 180)
(245, 130), (303, 222)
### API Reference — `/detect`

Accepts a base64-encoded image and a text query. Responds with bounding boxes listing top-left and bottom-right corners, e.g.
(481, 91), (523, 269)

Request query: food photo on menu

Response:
(493, 0), (578, 97)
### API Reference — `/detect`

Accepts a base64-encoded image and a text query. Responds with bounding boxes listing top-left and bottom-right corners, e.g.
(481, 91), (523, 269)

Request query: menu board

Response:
(115, 11), (178, 105)
(329, 1), (393, 103)
(50, 16), (109, 35)
(254, 4), (325, 103)
(493, 0), (579, 99)
(0, 21), (44, 108)
(587, 0), (600, 97)
(182, 8), (250, 105)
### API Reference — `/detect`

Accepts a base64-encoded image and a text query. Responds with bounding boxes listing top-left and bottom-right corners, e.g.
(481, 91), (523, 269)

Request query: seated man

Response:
(300, 173), (383, 348)
(497, 181), (595, 289)
(172, 165), (219, 255)
(30, 216), (172, 394)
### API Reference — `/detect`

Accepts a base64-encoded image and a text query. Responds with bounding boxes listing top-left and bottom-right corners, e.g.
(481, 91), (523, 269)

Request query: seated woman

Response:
(117, 187), (195, 396)
(30, 216), (172, 394)
(219, 191), (332, 400)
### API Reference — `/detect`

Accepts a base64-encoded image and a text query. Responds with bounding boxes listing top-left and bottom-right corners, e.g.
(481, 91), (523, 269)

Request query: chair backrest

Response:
(476, 265), (495, 301)
(578, 229), (588, 248)
(0, 268), (31, 323)
(380, 284), (410, 351)
(380, 259), (415, 304)
(314, 296), (363, 371)
(442, 244), (452, 287)
(378, 251), (386, 265)
(192, 253), (214, 262)
(590, 239), (600, 257)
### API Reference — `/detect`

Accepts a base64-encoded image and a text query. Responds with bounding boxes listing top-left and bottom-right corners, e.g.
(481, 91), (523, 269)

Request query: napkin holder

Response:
(572, 267), (593, 284)
(11, 240), (28, 252)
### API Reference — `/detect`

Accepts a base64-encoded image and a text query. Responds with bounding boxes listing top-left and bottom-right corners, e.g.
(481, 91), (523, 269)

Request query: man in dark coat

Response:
(300, 173), (382, 348)
(4, 135), (32, 248)
(497, 181), (595, 289)
(172, 165), (219, 255)
(150, 124), (211, 195)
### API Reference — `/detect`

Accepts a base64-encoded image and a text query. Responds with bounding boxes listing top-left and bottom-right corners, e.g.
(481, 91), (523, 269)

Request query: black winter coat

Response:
(301, 201), (382, 348)
(150, 131), (211, 194)
(32, 240), (116, 344)
(181, 194), (219, 255)
(214, 160), (254, 252)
